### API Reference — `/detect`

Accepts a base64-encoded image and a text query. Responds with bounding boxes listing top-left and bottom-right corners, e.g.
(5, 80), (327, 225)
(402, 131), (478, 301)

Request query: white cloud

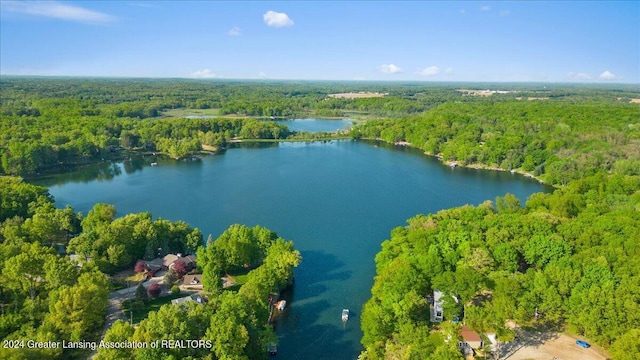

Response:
(190, 69), (219, 79)
(567, 72), (592, 80)
(481, 5), (491, 11)
(228, 27), (241, 36)
(258, 71), (268, 78)
(416, 66), (441, 77)
(499, 10), (511, 17)
(444, 67), (454, 75)
(1, 0), (114, 24)
(378, 64), (403, 74)
(263, 10), (294, 27)
(599, 70), (617, 80)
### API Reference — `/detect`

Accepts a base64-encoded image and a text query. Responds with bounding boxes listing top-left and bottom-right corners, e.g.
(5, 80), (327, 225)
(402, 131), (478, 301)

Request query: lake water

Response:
(34, 140), (550, 360)
(274, 118), (353, 132)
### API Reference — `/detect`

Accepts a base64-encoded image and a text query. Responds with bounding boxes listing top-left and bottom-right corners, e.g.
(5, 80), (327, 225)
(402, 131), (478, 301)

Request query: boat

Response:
(151, 162), (158, 166)
(276, 300), (286, 311)
(342, 309), (349, 322)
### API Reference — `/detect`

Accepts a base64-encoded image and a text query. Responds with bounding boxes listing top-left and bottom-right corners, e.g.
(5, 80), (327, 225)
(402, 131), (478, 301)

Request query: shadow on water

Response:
(298, 250), (353, 286)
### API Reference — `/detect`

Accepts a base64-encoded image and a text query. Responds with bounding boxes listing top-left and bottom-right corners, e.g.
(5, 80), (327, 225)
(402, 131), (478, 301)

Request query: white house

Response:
(432, 290), (444, 322)
(171, 294), (204, 305)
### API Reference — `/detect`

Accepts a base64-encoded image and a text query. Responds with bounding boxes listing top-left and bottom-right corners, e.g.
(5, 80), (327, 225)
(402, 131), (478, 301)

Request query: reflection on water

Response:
(34, 155), (206, 187)
(122, 157), (145, 174)
(35, 161), (124, 187)
(228, 142), (279, 150)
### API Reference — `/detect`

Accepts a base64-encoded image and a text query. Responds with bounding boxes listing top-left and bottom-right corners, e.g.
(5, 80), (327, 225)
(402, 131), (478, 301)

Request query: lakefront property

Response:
(2, 78), (636, 360)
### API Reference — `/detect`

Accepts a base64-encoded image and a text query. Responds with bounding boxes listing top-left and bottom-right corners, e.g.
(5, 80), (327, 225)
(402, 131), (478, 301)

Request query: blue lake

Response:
(34, 139), (551, 360)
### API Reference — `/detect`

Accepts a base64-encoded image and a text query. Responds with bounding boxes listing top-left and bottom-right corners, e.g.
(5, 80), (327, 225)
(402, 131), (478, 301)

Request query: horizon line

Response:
(1, 74), (639, 86)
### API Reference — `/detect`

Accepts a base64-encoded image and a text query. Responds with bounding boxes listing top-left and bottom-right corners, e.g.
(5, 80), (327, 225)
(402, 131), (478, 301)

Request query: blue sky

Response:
(1, 1), (638, 82)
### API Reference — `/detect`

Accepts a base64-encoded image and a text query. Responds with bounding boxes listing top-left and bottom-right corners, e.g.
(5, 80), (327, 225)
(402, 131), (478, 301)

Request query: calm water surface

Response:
(34, 140), (550, 360)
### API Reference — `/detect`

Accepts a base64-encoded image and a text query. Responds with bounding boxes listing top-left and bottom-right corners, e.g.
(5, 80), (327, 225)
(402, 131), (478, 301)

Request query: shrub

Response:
(147, 283), (162, 298)
(171, 285), (180, 295)
(164, 269), (177, 285)
(134, 261), (146, 273)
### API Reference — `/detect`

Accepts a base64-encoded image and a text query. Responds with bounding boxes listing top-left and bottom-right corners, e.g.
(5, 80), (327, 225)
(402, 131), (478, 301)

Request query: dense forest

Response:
(352, 101), (640, 186)
(0, 177), (110, 359)
(1, 78), (639, 359)
(2, 78), (638, 176)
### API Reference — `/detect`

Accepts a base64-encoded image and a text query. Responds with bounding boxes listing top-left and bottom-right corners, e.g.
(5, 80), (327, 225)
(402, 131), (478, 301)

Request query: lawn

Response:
(222, 270), (251, 292)
(122, 292), (194, 324)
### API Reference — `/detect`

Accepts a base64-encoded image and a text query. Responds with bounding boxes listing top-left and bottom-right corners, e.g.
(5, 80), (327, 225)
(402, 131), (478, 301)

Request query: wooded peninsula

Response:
(1, 78), (639, 359)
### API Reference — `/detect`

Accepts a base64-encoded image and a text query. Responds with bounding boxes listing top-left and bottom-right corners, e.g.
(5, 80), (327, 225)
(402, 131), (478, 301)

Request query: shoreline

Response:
(19, 138), (550, 187)
(370, 138), (551, 186)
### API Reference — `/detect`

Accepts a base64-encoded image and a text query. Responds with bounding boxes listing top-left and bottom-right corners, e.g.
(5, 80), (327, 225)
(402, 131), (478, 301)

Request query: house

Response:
(138, 257), (163, 272)
(171, 294), (205, 305)
(432, 290), (444, 322)
(137, 258), (164, 278)
(460, 325), (483, 349)
(68, 254), (92, 267)
(163, 254), (179, 268)
(182, 274), (204, 289)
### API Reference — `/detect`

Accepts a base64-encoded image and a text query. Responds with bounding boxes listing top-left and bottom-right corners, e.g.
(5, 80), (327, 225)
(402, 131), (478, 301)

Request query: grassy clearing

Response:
(230, 273), (248, 286)
(160, 108), (221, 118)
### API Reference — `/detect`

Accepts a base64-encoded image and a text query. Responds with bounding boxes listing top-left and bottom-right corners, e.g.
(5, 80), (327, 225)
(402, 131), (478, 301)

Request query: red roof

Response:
(461, 326), (482, 342)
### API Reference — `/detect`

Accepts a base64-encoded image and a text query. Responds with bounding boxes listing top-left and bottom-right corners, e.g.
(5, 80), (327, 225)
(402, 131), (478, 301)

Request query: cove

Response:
(33, 140), (551, 360)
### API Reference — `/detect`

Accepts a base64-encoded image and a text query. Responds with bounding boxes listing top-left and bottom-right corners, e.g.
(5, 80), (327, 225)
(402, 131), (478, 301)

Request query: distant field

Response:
(630, 98), (640, 103)
(160, 108), (221, 118)
(328, 92), (387, 99)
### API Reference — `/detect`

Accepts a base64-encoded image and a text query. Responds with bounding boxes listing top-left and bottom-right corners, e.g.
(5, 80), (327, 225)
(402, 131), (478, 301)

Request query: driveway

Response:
(502, 328), (608, 360)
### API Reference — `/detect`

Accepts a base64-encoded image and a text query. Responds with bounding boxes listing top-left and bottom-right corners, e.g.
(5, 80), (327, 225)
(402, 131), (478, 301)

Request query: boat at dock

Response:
(342, 309), (349, 322)
(276, 300), (287, 311)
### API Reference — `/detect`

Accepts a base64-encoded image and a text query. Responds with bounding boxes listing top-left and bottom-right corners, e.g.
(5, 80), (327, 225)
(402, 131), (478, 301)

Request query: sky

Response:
(1, 1), (638, 82)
